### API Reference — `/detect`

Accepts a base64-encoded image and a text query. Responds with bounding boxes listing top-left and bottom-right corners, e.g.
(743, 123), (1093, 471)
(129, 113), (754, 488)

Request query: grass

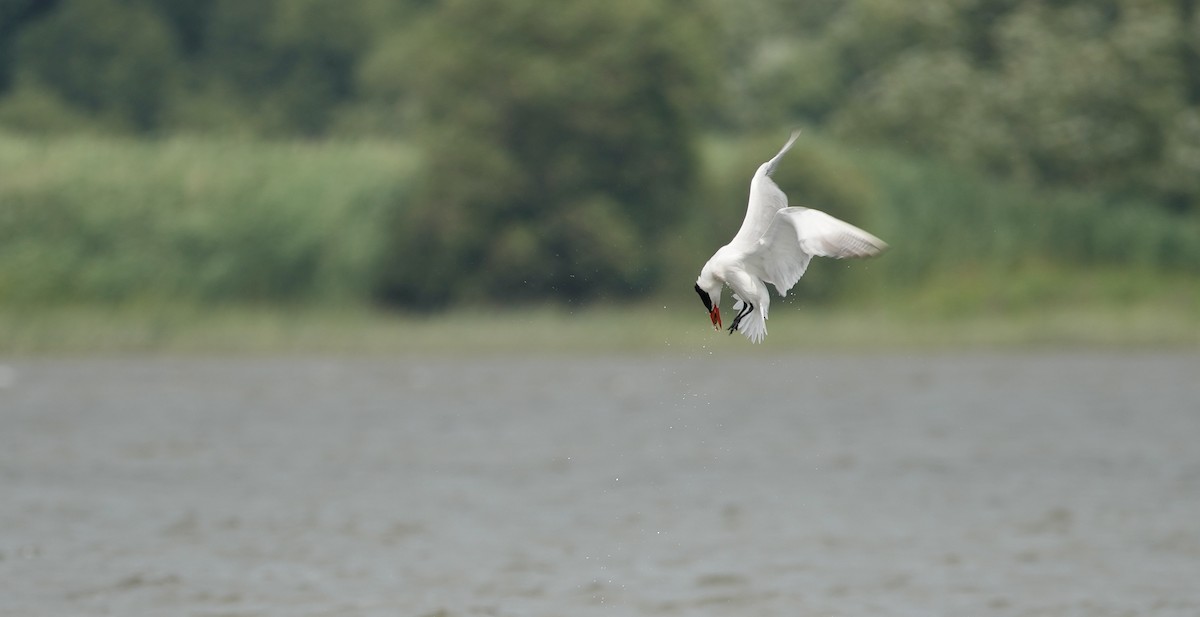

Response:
(0, 133), (416, 304)
(2, 294), (1196, 356)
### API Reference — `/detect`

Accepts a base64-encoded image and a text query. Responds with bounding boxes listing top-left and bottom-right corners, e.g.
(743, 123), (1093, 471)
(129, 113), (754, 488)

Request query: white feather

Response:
(728, 130), (801, 251)
(747, 207), (888, 297)
(693, 131), (887, 343)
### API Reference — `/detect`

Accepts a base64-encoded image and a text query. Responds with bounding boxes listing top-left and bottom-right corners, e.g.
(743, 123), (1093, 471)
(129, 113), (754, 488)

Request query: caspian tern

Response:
(694, 131), (888, 343)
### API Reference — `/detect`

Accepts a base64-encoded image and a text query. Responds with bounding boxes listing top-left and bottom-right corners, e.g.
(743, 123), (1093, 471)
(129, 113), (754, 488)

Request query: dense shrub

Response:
(373, 0), (719, 307)
(0, 136), (412, 304)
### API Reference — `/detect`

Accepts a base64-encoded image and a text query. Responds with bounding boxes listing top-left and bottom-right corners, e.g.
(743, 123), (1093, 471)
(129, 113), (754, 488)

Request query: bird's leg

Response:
(734, 303), (753, 333)
(726, 306), (739, 334)
(727, 302), (753, 335)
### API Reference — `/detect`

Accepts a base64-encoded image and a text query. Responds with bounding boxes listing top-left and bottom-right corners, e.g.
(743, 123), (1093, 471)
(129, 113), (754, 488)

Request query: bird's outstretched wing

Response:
(728, 130), (802, 251)
(746, 207), (888, 296)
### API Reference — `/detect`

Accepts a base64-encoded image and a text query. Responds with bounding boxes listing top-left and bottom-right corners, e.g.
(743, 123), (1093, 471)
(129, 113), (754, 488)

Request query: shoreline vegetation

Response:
(2, 134), (1197, 356)
(3, 300), (1197, 356)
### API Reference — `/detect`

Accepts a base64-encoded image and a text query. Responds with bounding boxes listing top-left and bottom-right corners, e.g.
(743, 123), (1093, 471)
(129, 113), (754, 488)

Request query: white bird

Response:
(694, 131), (888, 343)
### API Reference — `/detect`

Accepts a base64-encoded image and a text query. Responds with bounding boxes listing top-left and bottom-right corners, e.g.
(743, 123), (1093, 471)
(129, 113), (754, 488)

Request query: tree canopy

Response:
(4, 0), (1195, 207)
(374, 0), (719, 305)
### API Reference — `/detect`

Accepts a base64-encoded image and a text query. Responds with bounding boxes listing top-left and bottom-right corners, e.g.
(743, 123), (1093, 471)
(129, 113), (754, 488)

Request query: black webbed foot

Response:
(727, 302), (753, 335)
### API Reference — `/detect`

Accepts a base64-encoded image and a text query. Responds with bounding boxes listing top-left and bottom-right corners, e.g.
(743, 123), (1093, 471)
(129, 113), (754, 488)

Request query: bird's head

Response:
(693, 275), (722, 330)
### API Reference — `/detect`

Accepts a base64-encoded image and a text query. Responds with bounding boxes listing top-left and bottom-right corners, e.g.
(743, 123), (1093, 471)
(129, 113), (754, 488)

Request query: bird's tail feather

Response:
(738, 309), (767, 344)
(732, 293), (769, 343)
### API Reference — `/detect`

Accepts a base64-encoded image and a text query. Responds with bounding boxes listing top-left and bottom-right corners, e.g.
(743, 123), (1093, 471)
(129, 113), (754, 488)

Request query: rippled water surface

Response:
(2, 353), (1199, 616)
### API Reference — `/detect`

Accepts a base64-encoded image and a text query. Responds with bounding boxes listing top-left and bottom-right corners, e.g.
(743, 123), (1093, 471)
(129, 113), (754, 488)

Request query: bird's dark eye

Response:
(693, 284), (712, 312)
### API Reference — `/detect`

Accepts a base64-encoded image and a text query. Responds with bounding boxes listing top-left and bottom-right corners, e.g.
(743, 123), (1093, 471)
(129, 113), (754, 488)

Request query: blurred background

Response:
(1, 0), (1198, 350)
(4, 4), (1200, 615)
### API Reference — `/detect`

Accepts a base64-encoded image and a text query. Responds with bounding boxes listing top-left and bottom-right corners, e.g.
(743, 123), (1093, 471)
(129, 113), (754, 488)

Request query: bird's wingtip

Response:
(760, 129), (803, 178)
(868, 233), (890, 254)
(782, 128), (802, 151)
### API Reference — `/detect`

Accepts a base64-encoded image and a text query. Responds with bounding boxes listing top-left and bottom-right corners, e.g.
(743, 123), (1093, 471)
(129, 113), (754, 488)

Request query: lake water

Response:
(2, 353), (1199, 616)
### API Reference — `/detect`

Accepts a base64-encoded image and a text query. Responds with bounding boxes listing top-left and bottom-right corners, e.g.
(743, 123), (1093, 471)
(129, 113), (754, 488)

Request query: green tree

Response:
(12, 0), (180, 132)
(195, 0), (374, 136)
(0, 0), (54, 91)
(825, 0), (1197, 211)
(375, 0), (720, 306)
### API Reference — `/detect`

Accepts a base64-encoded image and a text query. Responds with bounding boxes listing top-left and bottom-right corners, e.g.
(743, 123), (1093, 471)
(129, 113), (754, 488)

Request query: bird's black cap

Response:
(693, 283), (712, 311)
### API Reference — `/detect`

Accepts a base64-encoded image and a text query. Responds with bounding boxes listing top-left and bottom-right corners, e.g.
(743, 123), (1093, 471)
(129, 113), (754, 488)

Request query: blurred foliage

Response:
(373, 0), (718, 306)
(2, 133), (1195, 313)
(0, 0), (1198, 310)
(725, 0), (1200, 214)
(824, 0), (1200, 213)
(0, 135), (413, 304)
(12, 0), (180, 132)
